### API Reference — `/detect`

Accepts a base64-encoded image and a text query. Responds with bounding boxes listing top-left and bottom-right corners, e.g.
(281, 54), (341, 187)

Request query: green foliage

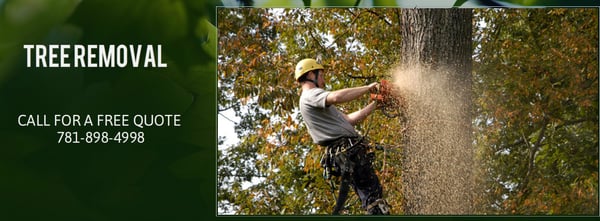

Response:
(473, 8), (598, 215)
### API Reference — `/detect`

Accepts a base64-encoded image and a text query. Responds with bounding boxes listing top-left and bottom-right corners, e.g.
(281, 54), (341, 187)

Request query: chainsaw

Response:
(370, 79), (407, 119)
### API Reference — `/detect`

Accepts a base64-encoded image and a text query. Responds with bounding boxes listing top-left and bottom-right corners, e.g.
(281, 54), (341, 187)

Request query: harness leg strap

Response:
(332, 175), (351, 215)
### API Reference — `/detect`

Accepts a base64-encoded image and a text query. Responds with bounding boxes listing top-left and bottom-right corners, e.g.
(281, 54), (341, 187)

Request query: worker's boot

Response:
(366, 199), (390, 215)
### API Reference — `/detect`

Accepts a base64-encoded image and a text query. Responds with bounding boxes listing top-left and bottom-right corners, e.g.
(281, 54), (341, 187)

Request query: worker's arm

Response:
(344, 101), (378, 126)
(326, 82), (378, 106)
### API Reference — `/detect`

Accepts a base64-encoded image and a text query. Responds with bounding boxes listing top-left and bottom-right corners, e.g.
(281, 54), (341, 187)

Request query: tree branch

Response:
(504, 117), (597, 149)
(346, 74), (377, 80)
(218, 105), (235, 112)
(556, 117), (598, 130)
(516, 118), (548, 210)
(366, 9), (393, 26)
(527, 119), (548, 177)
(219, 112), (238, 124)
(307, 25), (327, 52)
(323, 9), (363, 49)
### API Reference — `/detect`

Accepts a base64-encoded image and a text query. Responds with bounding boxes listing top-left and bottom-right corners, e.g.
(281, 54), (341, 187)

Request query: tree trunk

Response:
(398, 9), (474, 215)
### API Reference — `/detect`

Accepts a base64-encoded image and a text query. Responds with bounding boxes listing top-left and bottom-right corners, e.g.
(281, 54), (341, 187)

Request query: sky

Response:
(218, 108), (240, 150)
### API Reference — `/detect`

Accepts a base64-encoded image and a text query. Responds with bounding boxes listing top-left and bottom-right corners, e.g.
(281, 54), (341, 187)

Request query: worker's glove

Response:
(370, 80), (391, 106)
(370, 93), (384, 102)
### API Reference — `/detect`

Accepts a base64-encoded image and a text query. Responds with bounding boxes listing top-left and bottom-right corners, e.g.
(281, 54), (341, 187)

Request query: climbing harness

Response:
(321, 137), (363, 214)
(321, 136), (388, 215)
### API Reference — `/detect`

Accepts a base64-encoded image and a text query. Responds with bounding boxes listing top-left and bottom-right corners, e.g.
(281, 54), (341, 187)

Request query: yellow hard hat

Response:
(294, 58), (324, 81)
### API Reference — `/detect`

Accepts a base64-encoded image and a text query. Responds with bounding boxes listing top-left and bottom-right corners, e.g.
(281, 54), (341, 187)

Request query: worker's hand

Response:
(368, 82), (380, 94)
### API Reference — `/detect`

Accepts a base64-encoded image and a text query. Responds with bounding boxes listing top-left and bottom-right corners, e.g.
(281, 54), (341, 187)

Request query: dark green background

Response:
(1, 0), (216, 220)
(0, 0), (597, 221)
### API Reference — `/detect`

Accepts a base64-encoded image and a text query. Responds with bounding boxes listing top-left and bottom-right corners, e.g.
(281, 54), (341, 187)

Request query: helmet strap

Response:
(311, 70), (320, 88)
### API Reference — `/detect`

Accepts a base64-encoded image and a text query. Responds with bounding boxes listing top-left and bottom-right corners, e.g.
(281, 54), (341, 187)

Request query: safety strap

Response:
(332, 174), (351, 215)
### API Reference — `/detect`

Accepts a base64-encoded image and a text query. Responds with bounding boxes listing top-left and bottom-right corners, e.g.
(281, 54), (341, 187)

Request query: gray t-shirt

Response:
(300, 88), (359, 145)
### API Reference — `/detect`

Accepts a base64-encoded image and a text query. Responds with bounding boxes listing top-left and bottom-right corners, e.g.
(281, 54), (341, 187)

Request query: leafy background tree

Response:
(474, 8), (598, 215)
(218, 7), (598, 215)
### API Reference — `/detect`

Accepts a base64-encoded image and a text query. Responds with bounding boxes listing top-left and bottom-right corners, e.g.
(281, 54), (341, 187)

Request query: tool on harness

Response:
(320, 137), (363, 180)
(370, 79), (407, 119)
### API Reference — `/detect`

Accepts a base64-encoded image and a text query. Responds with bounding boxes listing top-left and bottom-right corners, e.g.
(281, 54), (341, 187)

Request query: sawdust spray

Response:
(392, 65), (477, 214)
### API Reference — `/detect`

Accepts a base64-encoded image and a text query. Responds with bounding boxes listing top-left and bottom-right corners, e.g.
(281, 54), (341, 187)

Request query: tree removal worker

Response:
(295, 58), (390, 215)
